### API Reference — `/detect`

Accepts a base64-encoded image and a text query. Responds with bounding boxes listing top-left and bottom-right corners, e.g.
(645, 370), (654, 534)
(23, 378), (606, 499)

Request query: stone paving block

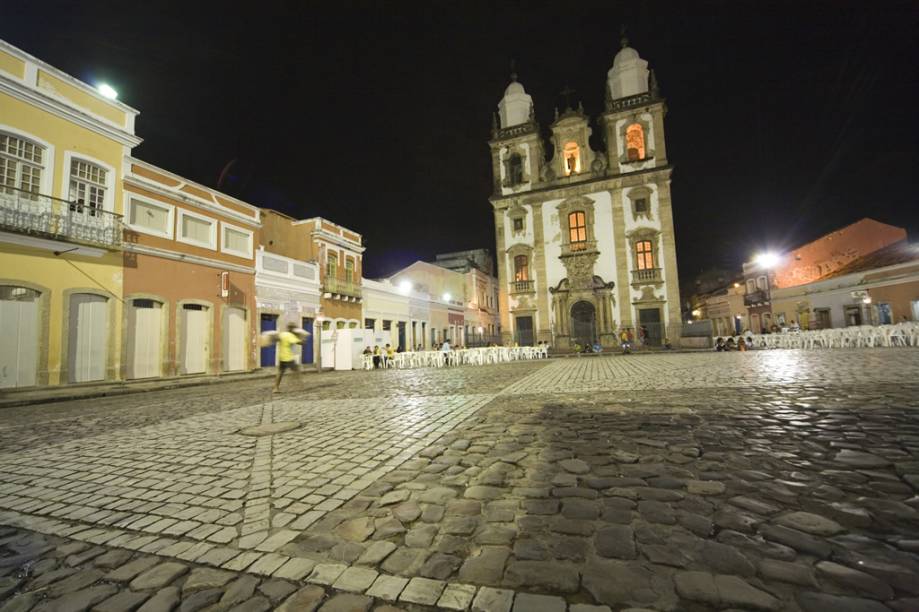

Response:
(247, 553), (290, 576)
(273, 557), (317, 580)
(308, 562), (348, 585)
(437, 583), (477, 610)
(129, 561), (188, 591)
(332, 566), (378, 592)
(399, 576), (446, 606)
(366, 574), (409, 602)
(222, 551), (262, 572)
(512, 593), (566, 612)
(317, 593), (373, 612)
(276, 585), (326, 612)
(471, 586), (514, 612)
(92, 589), (152, 612)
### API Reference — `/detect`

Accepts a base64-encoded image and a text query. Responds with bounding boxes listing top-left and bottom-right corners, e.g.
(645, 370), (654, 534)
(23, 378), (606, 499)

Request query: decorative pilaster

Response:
(609, 188), (633, 328)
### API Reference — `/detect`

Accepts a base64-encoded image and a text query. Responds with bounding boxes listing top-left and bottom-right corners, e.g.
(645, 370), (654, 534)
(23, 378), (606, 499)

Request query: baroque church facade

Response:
(490, 38), (681, 349)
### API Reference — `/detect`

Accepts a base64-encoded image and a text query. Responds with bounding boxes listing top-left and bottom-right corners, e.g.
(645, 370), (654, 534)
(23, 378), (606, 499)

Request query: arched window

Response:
(563, 142), (580, 175)
(625, 123), (646, 161)
(506, 153), (524, 185)
(635, 240), (654, 270)
(69, 159), (108, 215)
(568, 211), (587, 250)
(0, 132), (45, 197)
(514, 255), (529, 281)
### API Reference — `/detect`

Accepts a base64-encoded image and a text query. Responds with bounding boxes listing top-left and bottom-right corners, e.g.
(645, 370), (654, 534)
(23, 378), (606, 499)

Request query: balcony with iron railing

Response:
(0, 186), (123, 250)
(510, 279), (534, 294)
(323, 275), (362, 299)
(631, 268), (663, 285)
(744, 289), (769, 306)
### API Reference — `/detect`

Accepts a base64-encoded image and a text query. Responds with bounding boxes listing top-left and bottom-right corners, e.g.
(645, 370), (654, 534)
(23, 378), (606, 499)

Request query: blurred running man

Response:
(273, 322), (304, 393)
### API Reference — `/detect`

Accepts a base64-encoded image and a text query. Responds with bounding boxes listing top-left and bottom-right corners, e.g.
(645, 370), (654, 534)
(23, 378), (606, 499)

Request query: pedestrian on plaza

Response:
(274, 322), (306, 393)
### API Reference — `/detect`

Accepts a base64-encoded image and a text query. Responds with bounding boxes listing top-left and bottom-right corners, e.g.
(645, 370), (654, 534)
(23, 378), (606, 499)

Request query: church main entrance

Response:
(570, 301), (596, 348)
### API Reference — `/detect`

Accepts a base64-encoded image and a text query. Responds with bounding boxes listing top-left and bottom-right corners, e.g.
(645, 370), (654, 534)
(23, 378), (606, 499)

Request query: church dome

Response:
(613, 45), (640, 66)
(504, 80), (526, 96)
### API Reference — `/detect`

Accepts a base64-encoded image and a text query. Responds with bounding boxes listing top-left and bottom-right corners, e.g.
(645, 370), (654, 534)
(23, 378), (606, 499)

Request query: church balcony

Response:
(0, 185), (123, 250)
(606, 91), (658, 113)
(323, 276), (362, 301)
(631, 268), (663, 286)
(561, 240), (597, 256)
(510, 279), (534, 294)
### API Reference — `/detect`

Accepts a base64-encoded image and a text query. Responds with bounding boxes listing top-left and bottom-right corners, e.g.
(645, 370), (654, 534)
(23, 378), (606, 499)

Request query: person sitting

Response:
(725, 337), (736, 351)
(715, 337), (726, 352)
(737, 337), (747, 351)
(372, 345), (382, 369)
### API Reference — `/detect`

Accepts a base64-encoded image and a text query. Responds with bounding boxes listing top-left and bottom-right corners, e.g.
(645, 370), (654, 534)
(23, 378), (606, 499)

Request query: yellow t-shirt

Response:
(278, 331), (301, 362)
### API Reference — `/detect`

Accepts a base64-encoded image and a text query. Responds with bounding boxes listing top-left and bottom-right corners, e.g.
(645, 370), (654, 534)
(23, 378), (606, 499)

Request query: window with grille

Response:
(568, 211), (587, 249)
(0, 133), (44, 197)
(69, 159), (107, 215)
(514, 255), (529, 281)
(635, 240), (654, 270)
(327, 252), (338, 279)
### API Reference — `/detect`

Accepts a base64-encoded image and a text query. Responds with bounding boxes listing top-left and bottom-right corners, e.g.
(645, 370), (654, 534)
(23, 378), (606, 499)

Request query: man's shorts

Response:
(279, 360), (299, 372)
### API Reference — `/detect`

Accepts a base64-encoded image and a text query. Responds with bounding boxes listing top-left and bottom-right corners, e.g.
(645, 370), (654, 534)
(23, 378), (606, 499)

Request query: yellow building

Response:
(0, 40), (141, 388)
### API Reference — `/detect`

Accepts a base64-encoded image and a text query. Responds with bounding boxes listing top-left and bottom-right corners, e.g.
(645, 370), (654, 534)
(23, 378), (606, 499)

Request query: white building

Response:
(254, 248), (321, 365)
(489, 36), (681, 348)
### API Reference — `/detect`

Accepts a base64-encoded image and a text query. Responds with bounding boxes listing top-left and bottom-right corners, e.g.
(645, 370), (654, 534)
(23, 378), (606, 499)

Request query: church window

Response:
(634, 198), (648, 214)
(568, 211), (587, 250)
(512, 217), (524, 232)
(625, 123), (646, 161)
(514, 255), (529, 282)
(563, 142), (580, 175)
(506, 153), (524, 185)
(635, 240), (654, 270)
(326, 252), (338, 279)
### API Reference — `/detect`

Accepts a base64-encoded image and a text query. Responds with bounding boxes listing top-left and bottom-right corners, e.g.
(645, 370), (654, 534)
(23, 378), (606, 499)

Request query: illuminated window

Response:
(626, 123), (646, 161)
(563, 142), (580, 175)
(0, 133), (44, 197)
(514, 255), (529, 281)
(326, 252), (338, 279)
(568, 211), (587, 249)
(69, 159), (107, 215)
(635, 240), (654, 270)
(506, 153), (524, 184)
(345, 259), (354, 284)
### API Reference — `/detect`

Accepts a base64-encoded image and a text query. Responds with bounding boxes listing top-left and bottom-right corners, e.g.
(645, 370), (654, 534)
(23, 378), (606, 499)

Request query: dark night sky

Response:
(3, 1), (917, 284)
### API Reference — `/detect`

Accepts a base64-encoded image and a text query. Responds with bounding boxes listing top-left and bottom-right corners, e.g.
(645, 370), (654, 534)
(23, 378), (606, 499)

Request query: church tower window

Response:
(568, 211), (587, 250)
(506, 153), (524, 185)
(635, 240), (654, 269)
(514, 255), (529, 281)
(563, 142), (581, 175)
(625, 123), (646, 161)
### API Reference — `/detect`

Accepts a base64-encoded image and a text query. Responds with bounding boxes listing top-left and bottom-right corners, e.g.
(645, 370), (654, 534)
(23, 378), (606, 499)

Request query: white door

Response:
(69, 293), (108, 383)
(0, 287), (39, 388)
(223, 307), (246, 371)
(128, 299), (162, 379)
(182, 304), (208, 374)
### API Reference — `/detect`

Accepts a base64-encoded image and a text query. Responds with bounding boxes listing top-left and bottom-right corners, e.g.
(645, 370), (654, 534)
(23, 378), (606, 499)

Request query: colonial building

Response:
(489, 37), (680, 348)
(0, 40), (140, 388)
(433, 249), (501, 345)
(741, 218), (906, 332)
(259, 210), (364, 335)
(388, 261), (467, 347)
(122, 158), (260, 378)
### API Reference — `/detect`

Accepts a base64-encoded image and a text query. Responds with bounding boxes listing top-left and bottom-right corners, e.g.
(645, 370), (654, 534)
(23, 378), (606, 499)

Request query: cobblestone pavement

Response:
(1, 350), (918, 611)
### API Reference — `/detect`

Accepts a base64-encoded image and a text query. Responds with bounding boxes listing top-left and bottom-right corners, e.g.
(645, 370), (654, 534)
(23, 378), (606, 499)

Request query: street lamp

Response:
(398, 280), (412, 295)
(442, 292), (451, 302)
(754, 252), (781, 269)
(97, 83), (118, 100)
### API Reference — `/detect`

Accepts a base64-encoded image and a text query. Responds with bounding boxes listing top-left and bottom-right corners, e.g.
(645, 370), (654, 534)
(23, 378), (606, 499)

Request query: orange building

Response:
(260, 210), (363, 331)
(121, 158), (260, 378)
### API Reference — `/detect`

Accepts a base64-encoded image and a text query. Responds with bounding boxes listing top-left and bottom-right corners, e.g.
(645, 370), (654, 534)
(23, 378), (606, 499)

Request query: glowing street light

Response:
(398, 280), (412, 295)
(97, 83), (118, 100)
(442, 292), (451, 302)
(754, 252), (781, 269)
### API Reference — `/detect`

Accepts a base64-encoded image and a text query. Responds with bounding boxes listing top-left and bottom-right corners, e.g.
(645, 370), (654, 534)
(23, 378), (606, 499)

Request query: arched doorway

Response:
(570, 301), (596, 348)
(0, 286), (40, 388)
